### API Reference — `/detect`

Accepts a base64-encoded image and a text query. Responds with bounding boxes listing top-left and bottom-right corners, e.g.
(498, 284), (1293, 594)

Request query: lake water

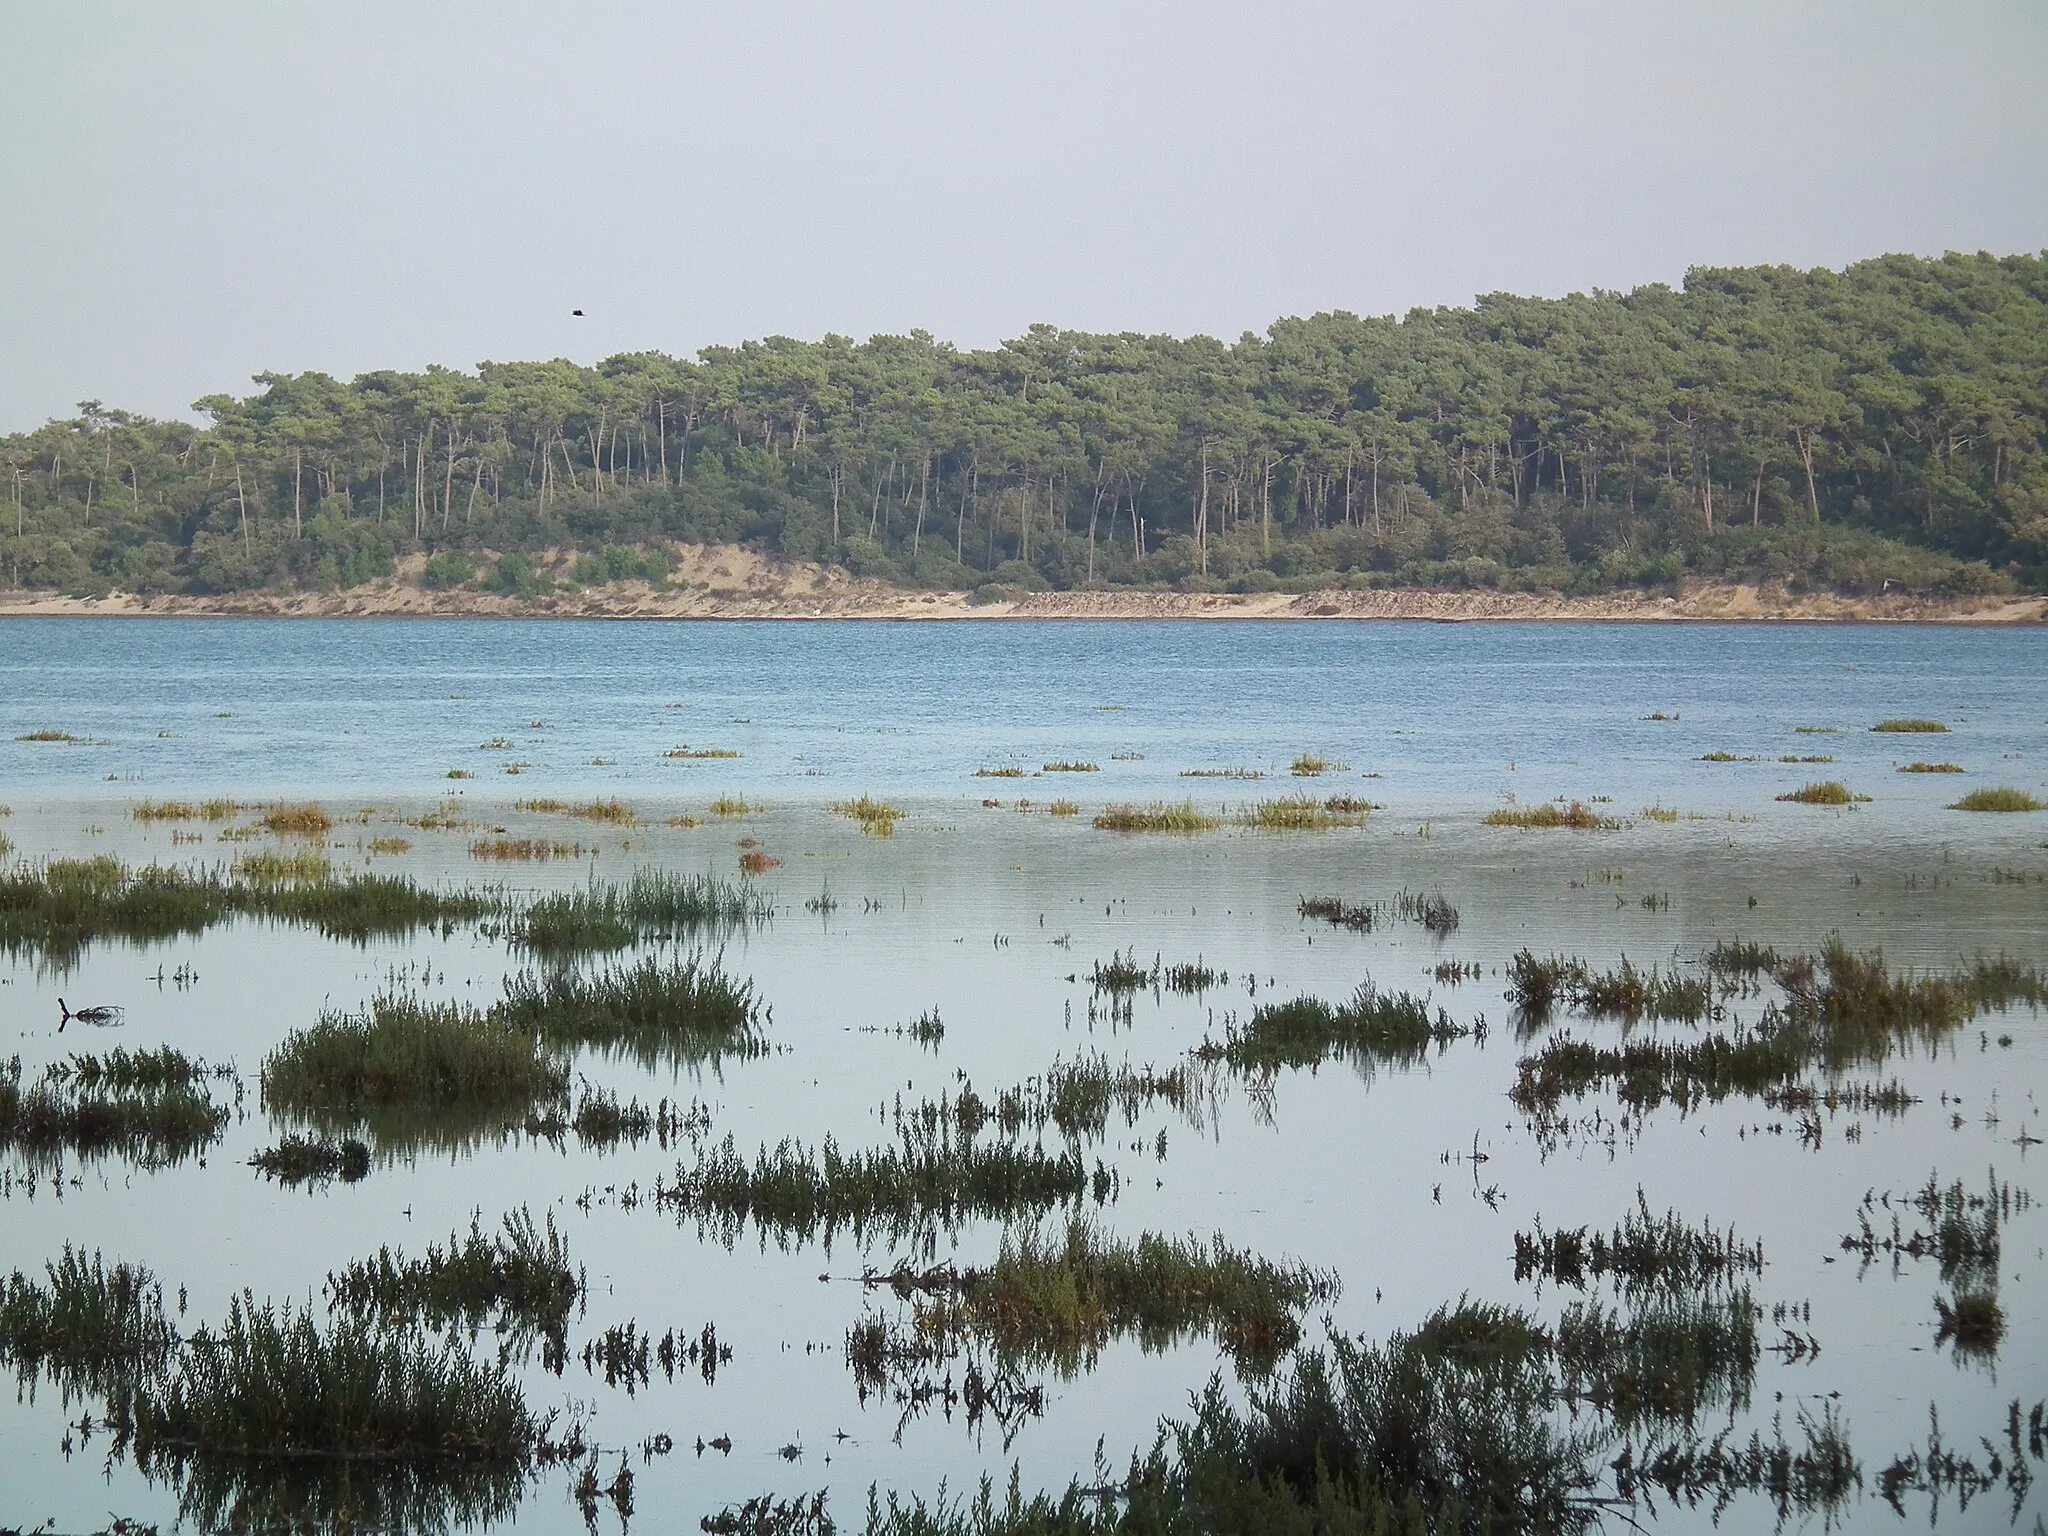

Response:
(2, 619), (2046, 1534)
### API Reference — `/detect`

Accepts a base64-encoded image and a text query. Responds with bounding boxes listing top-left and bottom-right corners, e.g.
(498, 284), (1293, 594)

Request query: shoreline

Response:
(0, 546), (2041, 625)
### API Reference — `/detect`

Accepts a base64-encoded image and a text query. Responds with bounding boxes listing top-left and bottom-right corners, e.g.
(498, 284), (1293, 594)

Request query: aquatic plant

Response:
(1640, 804), (1679, 823)
(515, 796), (637, 824)
(834, 795), (906, 835)
(1163, 960), (1221, 995)
(710, 794), (756, 817)
(249, 1133), (371, 1187)
(18, 729), (85, 743)
(664, 745), (742, 758)
(0, 1245), (179, 1400)
(494, 952), (768, 1067)
(1873, 719), (1949, 733)
(261, 995), (570, 1132)
(1933, 1288), (2005, 1361)
(1898, 761), (1965, 773)
(1180, 767), (1263, 780)
(1043, 761), (1099, 773)
(904, 1220), (1338, 1376)
(1551, 1290), (1760, 1433)
(1, 1049), (230, 1169)
(1703, 939), (1781, 977)
(1698, 751), (1752, 762)
(1776, 780), (1868, 805)
(260, 803), (335, 838)
(470, 837), (583, 860)
(1299, 895), (1373, 932)
(1090, 948), (1157, 994)
(1238, 794), (1368, 831)
(1948, 786), (2045, 812)
(1092, 800), (1220, 833)
(655, 1123), (1094, 1248)
(1484, 801), (1618, 830)
(1195, 982), (1467, 1074)
(1392, 889), (1459, 936)
(327, 1208), (580, 1338)
(1048, 800), (1079, 817)
(1288, 753), (1333, 776)
(512, 869), (770, 953)
(134, 1297), (540, 1530)
(1569, 958), (1715, 1023)
(1513, 1193), (1764, 1295)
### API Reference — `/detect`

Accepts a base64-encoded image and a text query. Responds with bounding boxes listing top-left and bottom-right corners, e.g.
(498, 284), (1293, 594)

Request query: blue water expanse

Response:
(3, 618), (2046, 808)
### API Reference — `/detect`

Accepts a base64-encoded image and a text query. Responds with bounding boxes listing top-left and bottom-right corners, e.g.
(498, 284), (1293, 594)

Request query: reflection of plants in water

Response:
(509, 869), (770, 954)
(1879, 1401), (2047, 1523)
(2, 1048), (234, 1170)
(326, 1208), (582, 1349)
(656, 1119), (1104, 1252)
(1839, 1170), (2022, 1287)
(1514, 1193), (1764, 1296)
(1194, 982), (1470, 1074)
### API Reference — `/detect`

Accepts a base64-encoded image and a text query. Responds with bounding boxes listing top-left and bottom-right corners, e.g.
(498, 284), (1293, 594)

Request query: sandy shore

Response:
(2, 545), (2042, 623)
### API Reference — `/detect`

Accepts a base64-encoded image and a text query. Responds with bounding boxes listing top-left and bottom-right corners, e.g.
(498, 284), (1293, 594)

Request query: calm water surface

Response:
(2, 620), (2045, 1533)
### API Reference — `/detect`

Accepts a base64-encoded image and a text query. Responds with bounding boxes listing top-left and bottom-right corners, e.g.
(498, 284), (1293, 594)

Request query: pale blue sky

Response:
(4, 0), (2045, 429)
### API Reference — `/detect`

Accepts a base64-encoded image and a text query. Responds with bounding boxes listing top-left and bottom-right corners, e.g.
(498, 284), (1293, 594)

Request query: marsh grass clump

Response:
(974, 766), (1027, 779)
(235, 850), (333, 884)
(1043, 761), (1099, 773)
(1933, 1288), (2005, 1360)
(494, 953), (767, 1068)
(1698, 751), (1754, 762)
(327, 1209), (580, 1339)
(834, 795), (906, 835)
(1090, 949), (1157, 994)
(1484, 801), (1618, 831)
(135, 1297), (539, 1524)
(516, 797), (637, 825)
(1180, 767), (1263, 780)
(512, 869), (770, 953)
(1551, 1290), (1760, 1432)
(1899, 761), (1965, 773)
(1514, 1194), (1764, 1294)
(1239, 794), (1368, 831)
(1, 1049), (230, 1169)
(1288, 753), (1335, 776)
(1948, 786), (2045, 812)
(1092, 800), (1220, 834)
(261, 995), (569, 1135)
(1777, 780), (1868, 805)
(912, 1220), (1339, 1374)
(943, 1054), (1206, 1149)
(470, 837), (583, 860)
(1571, 958), (1716, 1023)
(663, 745), (741, 759)
(1299, 895), (1374, 932)
(1873, 719), (1950, 733)
(709, 795), (756, 817)
(1047, 800), (1079, 817)
(1163, 960), (1222, 995)
(655, 1124), (1093, 1248)
(250, 1134), (371, 1187)
(1845, 1171), (2013, 1287)
(1704, 939), (1781, 977)
(1393, 889), (1459, 936)
(260, 803), (335, 839)
(1196, 983), (1467, 1074)
(0, 1246), (179, 1400)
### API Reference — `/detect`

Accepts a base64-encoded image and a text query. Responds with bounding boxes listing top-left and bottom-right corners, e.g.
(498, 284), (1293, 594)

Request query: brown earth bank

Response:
(0, 545), (2042, 624)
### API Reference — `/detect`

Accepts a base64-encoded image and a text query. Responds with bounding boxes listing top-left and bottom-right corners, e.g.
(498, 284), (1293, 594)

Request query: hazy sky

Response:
(4, 1), (2045, 431)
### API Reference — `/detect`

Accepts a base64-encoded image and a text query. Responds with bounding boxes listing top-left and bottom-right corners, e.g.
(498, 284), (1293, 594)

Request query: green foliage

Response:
(422, 550), (476, 589)
(1194, 982), (1468, 1073)
(7, 252), (2046, 596)
(0, 1049), (230, 1169)
(1949, 786), (2045, 812)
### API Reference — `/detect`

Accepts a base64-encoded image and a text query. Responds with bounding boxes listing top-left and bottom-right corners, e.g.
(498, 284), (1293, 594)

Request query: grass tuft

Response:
(1484, 801), (1619, 831)
(260, 803), (335, 839)
(833, 795), (906, 836)
(1898, 761), (1964, 773)
(1776, 780), (1867, 805)
(1092, 800), (1220, 834)
(1873, 719), (1949, 733)
(1948, 787), (2044, 812)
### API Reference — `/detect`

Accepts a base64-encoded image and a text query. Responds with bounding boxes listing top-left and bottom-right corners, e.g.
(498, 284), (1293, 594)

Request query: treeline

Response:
(4, 250), (2045, 599)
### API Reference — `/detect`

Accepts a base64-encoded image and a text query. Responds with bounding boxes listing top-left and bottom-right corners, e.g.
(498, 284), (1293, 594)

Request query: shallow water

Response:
(3, 619), (2046, 1533)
